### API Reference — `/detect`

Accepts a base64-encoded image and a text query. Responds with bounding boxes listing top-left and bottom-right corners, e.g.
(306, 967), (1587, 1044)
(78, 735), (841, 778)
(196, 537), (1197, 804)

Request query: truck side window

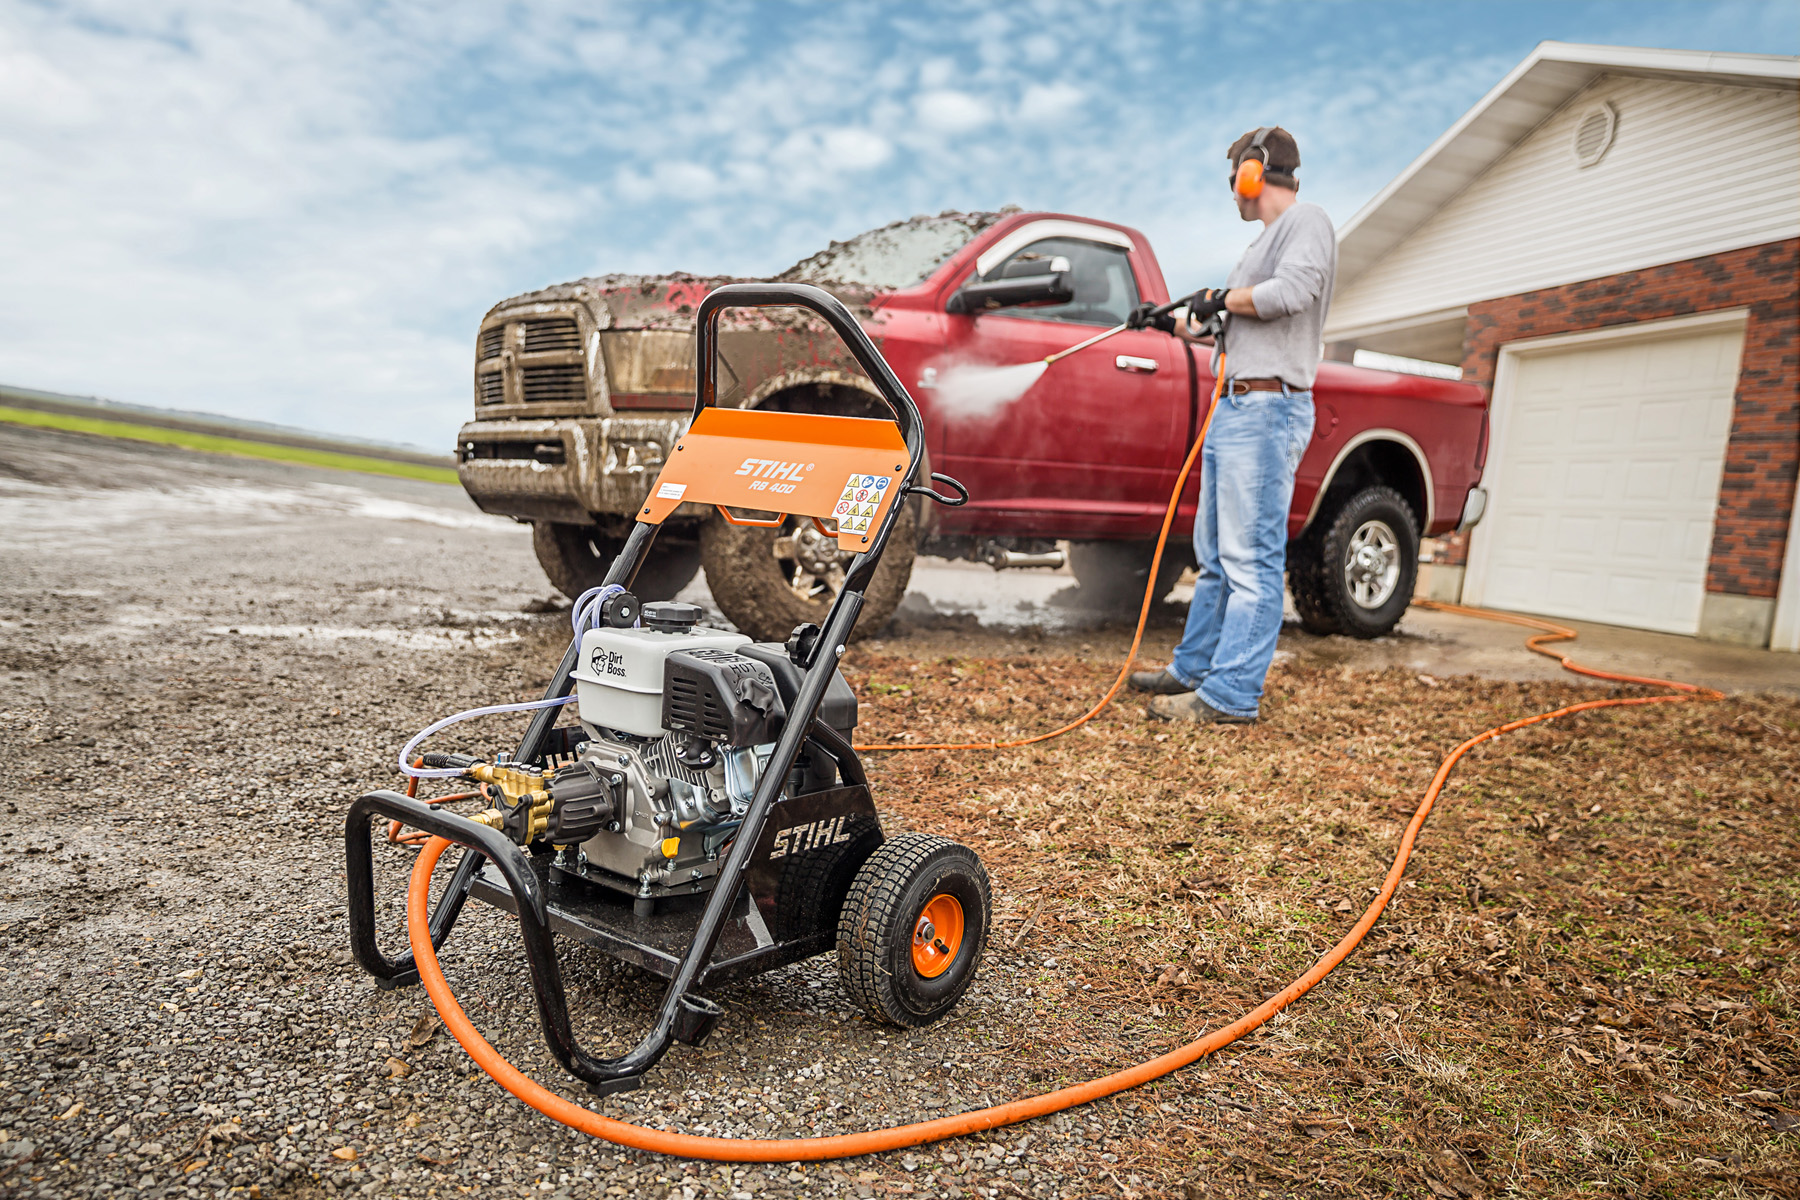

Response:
(980, 237), (1140, 327)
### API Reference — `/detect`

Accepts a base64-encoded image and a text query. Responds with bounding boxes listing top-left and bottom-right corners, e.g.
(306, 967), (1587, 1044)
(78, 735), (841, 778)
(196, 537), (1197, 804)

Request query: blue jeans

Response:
(1168, 387), (1315, 718)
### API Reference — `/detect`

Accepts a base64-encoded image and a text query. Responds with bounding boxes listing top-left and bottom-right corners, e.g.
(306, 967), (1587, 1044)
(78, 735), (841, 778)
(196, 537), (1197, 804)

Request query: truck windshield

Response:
(779, 212), (1000, 291)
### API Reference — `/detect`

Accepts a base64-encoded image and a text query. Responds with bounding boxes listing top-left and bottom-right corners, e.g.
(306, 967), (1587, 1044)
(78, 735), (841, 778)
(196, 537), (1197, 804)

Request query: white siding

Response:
(1329, 75), (1800, 334)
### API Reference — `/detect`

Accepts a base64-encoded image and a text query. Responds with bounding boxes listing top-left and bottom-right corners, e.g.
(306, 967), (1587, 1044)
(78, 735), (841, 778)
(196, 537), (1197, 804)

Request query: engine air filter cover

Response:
(663, 648), (787, 747)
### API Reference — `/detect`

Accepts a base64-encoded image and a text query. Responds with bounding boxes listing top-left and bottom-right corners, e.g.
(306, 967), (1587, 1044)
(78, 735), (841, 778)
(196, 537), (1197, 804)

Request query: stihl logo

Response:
(768, 815), (851, 859)
(734, 458), (813, 483)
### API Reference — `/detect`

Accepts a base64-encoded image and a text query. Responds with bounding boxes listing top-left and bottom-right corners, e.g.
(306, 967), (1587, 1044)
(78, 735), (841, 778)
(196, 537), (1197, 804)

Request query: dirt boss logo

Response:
(768, 815), (852, 859)
(734, 458), (813, 483)
(589, 647), (627, 678)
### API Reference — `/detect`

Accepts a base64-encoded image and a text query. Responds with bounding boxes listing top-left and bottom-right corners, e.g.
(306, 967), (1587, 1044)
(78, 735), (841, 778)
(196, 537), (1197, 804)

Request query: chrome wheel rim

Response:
(771, 519), (847, 606)
(1344, 519), (1401, 609)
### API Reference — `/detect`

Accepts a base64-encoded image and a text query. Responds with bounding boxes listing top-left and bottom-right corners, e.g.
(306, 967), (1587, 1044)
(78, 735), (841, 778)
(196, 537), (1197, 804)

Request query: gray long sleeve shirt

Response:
(1209, 201), (1337, 389)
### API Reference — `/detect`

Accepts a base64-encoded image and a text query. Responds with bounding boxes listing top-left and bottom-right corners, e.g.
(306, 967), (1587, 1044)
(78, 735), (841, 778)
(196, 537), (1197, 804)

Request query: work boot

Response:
(1127, 667), (1190, 695)
(1146, 692), (1256, 725)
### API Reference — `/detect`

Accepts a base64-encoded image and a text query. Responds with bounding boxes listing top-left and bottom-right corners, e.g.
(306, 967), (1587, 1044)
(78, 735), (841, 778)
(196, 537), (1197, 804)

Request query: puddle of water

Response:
(899, 560), (1139, 632)
(204, 624), (521, 650)
(0, 477), (518, 547)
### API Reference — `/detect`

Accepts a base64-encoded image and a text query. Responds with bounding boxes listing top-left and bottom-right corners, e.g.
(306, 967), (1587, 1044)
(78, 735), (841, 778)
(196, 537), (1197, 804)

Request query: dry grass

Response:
(845, 649), (1800, 1198)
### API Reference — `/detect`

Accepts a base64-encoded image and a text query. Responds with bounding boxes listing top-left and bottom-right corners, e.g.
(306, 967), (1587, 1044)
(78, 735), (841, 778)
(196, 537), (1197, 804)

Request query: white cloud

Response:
(822, 127), (895, 170)
(1018, 81), (1084, 122)
(915, 89), (994, 134)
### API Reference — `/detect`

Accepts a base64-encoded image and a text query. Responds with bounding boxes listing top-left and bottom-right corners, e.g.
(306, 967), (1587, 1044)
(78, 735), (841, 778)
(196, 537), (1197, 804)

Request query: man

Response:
(1126, 125), (1336, 724)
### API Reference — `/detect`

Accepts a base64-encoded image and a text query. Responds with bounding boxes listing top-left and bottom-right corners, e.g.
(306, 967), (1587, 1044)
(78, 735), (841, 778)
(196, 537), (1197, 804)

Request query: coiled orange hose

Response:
(400, 364), (1724, 1160)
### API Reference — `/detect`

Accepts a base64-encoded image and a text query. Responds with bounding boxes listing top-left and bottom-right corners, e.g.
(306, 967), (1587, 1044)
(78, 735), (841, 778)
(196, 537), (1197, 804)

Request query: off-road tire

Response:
(838, 833), (991, 1027)
(531, 521), (700, 603)
(700, 504), (916, 644)
(1285, 538), (1340, 635)
(1067, 540), (1186, 608)
(1286, 485), (1418, 639)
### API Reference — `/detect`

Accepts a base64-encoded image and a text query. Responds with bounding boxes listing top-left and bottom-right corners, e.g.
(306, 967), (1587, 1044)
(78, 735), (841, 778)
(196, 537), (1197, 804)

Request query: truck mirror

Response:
(945, 269), (1074, 314)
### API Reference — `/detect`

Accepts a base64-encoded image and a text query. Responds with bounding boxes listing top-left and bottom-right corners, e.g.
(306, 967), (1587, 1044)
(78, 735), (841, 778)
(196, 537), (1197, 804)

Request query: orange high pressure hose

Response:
(850, 365), (1228, 753)
(400, 362), (1724, 1161)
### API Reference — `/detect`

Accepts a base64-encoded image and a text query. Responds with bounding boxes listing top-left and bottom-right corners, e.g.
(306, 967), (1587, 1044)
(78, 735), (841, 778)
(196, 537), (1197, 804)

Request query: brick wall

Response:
(1437, 239), (1798, 600)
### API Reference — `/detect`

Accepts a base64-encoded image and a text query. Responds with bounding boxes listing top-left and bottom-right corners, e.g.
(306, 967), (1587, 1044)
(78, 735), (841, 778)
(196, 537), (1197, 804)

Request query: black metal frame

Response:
(344, 283), (939, 1094)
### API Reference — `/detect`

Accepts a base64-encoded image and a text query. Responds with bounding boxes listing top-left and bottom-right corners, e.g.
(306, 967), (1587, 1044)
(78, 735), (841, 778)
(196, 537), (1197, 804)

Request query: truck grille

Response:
(522, 318), (582, 353)
(477, 326), (505, 360)
(476, 371), (506, 405)
(521, 363), (587, 404)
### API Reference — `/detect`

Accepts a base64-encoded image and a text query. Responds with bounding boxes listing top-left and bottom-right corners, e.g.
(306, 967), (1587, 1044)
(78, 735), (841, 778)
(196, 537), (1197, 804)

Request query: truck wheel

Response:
(700, 505), (916, 644)
(1284, 537), (1341, 636)
(838, 833), (991, 1028)
(1067, 540), (1185, 608)
(1288, 485), (1418, 638)
(531, 521), (700, 603)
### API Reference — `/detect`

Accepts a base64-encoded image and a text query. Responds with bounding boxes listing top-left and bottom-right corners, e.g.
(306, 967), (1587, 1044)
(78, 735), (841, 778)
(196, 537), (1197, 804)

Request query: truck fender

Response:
(1299, 429), (1434, 536)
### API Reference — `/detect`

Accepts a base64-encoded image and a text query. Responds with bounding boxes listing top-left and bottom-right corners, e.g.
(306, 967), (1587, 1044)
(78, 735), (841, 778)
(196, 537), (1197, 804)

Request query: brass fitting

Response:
(467, 763), (554, 843)
(469, 763), (550, 809)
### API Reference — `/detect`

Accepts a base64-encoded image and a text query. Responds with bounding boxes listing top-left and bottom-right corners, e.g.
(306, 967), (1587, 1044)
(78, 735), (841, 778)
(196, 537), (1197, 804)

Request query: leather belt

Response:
(1226, 377), (1289, 395)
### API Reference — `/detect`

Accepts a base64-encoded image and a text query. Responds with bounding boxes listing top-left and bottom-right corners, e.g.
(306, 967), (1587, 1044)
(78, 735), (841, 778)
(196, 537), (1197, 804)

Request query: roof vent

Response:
(1573, 102), (1616, 169)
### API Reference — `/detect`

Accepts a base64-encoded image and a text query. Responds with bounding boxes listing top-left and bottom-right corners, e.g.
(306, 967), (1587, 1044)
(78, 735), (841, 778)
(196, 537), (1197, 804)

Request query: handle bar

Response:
(693, 283), (926, 476)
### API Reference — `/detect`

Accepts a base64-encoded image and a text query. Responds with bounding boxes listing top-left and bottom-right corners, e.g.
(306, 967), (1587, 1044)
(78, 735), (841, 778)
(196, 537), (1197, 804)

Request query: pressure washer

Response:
(346, 282), (1715, 1163)
(348, 284), (988, 1097)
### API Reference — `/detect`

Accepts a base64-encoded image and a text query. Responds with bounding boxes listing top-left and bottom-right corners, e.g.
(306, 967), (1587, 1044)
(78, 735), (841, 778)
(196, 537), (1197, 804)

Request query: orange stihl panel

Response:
(639, 408), (910, 549)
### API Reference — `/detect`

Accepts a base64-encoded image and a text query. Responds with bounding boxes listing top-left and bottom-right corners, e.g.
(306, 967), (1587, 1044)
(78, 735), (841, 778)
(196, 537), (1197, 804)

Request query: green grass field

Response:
(0, 404), (459, 484)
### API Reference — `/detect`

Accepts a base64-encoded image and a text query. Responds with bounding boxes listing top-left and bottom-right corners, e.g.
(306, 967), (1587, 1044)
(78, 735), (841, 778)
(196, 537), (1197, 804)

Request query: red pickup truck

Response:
(457, 209), (1488, 643)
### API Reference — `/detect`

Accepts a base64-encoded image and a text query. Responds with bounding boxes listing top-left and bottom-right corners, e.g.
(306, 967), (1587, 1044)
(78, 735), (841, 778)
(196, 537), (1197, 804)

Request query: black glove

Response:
(1187, 287), (1231, 319)
(1127, 301), (1177, 334)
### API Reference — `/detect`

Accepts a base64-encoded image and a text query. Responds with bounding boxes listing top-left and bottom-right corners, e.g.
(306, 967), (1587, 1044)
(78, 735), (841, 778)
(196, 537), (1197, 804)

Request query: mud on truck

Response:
(457, 210), (1489, 644)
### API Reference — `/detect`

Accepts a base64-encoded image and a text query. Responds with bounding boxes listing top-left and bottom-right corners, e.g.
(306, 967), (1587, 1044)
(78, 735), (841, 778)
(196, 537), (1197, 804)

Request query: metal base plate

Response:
(468, 854), (828, 986)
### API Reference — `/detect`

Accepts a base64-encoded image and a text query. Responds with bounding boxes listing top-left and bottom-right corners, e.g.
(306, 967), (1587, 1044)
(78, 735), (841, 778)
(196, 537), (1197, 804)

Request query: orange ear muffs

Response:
(1233, 126), (1272, 198)
(1234, 157), (1265, 198)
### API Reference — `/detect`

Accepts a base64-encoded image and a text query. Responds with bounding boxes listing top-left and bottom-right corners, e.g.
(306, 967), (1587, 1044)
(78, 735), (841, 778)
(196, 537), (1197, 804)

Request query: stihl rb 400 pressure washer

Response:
(345, 284), (988, 1096)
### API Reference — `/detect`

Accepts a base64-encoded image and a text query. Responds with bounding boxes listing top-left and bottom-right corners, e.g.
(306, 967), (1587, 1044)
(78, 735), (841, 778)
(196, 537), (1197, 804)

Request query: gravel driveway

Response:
(0, 428), (1143, 1200)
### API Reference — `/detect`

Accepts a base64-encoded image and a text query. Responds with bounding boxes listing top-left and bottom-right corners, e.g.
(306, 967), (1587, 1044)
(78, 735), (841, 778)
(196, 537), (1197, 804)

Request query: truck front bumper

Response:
(456, 414), (690, 526)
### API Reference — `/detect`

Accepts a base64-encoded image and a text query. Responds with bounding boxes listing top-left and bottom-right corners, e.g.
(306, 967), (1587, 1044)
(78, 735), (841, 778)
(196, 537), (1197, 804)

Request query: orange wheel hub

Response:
(910, 893), (964, 978)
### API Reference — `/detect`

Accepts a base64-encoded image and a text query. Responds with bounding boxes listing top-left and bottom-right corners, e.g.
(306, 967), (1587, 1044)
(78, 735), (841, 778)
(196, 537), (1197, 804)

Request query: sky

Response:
(1, 0), (1793, 450)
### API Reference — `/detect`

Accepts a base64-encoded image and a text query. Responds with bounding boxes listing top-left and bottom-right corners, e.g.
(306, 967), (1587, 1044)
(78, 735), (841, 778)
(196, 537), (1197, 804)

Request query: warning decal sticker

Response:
(836, 472), (893, 535)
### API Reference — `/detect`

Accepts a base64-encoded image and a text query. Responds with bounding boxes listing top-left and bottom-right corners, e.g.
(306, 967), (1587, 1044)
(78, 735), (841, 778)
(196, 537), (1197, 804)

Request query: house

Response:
(1325, 42), (1799, 650)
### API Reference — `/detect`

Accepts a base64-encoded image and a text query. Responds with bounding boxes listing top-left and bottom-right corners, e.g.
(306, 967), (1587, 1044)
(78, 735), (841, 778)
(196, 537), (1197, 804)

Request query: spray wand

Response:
(1042, 291), (1204, 365)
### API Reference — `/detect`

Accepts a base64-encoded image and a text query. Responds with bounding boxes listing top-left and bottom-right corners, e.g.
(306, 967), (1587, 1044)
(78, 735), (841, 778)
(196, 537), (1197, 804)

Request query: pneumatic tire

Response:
(837, 833), (991, 1028)
(1285, 537), (1341, 635)
(1288, 485), (1418, 639)
(532, 521), (700, 603)
(700, 504), (916, 644)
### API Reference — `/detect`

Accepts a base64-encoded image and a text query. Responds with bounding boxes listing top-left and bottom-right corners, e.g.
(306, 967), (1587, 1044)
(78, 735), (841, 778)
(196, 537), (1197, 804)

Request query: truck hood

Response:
(486, 210), (1006, 331)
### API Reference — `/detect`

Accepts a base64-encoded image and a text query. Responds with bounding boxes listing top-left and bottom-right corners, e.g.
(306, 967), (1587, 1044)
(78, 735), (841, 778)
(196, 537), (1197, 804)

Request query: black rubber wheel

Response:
(1066, 540), (1186, 608)
(837, 833), (991, 1028)
(1285, 537), (1340, 635)
(1287, 485), (1418, 638)
(700, 504), (916, 644)
(531, 521), (700, 603)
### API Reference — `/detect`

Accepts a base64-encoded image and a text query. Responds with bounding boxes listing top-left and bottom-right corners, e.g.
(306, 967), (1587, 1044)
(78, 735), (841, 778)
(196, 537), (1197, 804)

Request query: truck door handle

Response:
(1114, 355), (1157, 374)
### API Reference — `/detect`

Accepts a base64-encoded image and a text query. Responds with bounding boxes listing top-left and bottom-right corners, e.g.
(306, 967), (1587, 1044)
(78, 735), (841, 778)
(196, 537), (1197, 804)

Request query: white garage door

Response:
(1469, 317), (1745, 635)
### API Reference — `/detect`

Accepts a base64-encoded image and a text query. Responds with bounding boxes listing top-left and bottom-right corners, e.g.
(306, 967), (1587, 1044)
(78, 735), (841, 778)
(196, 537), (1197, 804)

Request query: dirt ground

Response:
(2, 424), (1796, 1200)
